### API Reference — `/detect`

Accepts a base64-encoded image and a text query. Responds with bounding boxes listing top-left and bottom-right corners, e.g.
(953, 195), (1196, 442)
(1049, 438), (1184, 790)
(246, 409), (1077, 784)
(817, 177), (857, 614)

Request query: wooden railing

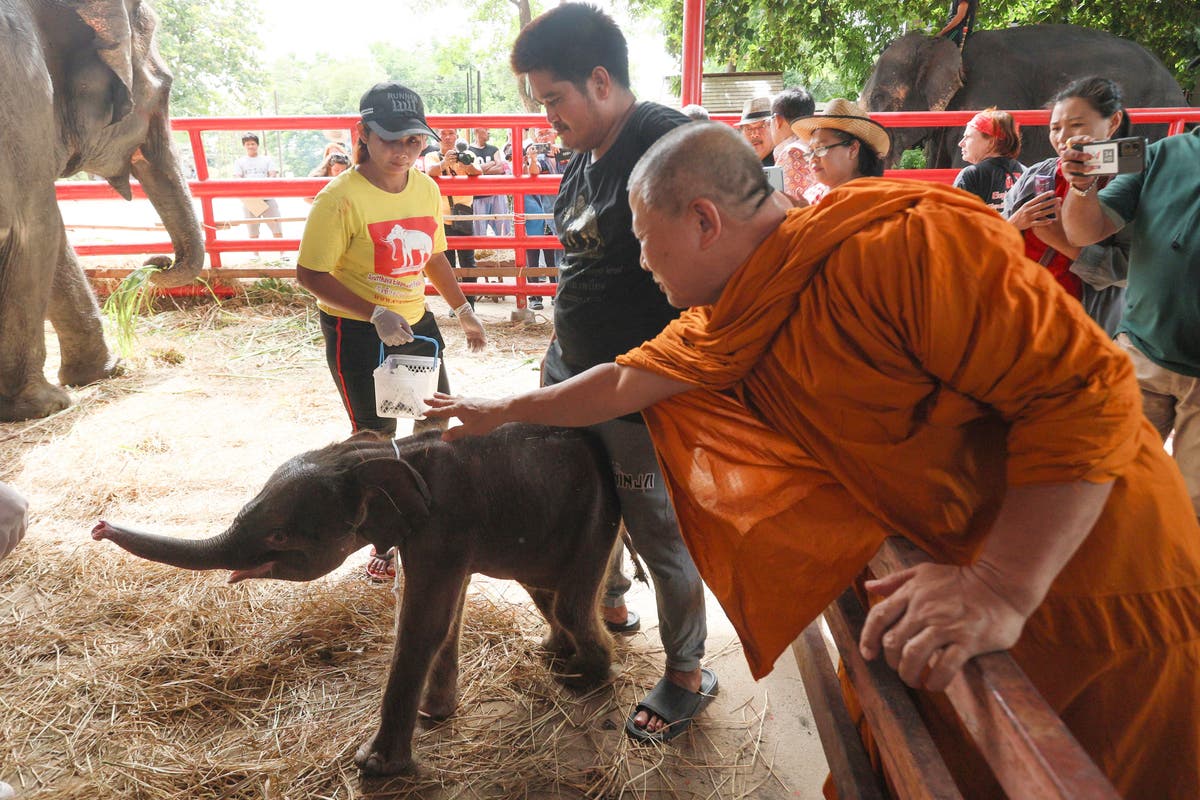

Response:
(793, 538), (1119, 799)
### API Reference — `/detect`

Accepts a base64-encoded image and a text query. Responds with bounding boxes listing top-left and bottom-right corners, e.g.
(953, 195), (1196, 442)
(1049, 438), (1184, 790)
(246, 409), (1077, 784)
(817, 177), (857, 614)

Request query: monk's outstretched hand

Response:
(423, 393), (511, 442)
(858, 563), (1027, 692)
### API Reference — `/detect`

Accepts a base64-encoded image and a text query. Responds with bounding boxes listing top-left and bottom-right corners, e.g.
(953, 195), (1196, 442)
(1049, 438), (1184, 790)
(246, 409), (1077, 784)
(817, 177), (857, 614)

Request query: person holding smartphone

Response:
(1002, 76), (1130, 336)
(1061, 90), (1200, 520)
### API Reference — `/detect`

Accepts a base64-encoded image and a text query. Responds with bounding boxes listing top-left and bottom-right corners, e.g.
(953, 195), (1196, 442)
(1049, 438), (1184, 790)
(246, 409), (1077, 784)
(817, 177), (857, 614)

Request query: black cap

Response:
(359, 82), (438, 141)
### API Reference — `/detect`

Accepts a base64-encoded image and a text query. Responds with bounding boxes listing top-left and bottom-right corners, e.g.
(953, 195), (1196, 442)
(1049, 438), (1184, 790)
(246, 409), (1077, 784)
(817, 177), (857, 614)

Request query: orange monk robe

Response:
(617, 179), (1200, 797)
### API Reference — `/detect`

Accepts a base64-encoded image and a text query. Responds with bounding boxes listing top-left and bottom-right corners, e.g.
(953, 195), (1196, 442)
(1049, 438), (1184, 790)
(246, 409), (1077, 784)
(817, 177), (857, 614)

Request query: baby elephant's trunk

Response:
(91, 520), (235, 572)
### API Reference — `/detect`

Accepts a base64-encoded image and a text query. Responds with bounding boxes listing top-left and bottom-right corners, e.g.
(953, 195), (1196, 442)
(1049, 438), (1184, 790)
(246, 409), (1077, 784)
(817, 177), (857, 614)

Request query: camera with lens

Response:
(453, 140), (475, 166)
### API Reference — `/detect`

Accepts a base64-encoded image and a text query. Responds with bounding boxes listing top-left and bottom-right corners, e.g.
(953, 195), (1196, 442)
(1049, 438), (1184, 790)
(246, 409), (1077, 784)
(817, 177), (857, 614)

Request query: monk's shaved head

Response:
(629, 122), (772, 219)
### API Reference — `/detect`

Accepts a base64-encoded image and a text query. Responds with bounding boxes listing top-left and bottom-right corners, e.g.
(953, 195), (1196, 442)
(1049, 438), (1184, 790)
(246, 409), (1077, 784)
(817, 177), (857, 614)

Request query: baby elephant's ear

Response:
(351, 457), (433, 537)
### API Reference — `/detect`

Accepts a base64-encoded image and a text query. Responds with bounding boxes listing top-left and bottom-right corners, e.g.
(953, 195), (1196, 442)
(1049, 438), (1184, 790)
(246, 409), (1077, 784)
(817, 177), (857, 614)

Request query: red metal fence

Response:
(59, 108), (1200, 303)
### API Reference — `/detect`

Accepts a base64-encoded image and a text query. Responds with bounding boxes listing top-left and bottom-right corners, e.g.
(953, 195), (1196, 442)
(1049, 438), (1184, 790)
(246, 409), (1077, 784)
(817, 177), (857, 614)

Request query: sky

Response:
(256, 0), (679, 104)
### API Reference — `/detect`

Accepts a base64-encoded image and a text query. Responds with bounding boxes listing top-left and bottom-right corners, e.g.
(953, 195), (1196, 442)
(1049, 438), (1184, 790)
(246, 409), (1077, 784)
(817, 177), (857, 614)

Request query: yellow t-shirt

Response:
(298, 167), (447, 324)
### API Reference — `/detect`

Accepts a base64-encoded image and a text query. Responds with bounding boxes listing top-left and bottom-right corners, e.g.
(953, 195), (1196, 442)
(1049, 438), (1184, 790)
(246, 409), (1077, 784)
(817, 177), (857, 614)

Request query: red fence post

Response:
(681, 0), (706, 107)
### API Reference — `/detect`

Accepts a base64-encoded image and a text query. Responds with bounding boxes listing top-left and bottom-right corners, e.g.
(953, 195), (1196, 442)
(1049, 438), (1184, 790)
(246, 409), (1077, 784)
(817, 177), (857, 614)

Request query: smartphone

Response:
(763, 166), (785, 192)
(1033, 173), (1055, 219)
(1071, 136), (1146, 176)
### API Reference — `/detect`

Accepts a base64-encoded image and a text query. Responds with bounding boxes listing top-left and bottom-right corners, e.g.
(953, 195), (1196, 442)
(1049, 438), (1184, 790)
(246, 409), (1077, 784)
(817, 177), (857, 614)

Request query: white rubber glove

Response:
(370, 305), (415, 346)
(0, 482), (29, 561)
(453, 302), (487, 353)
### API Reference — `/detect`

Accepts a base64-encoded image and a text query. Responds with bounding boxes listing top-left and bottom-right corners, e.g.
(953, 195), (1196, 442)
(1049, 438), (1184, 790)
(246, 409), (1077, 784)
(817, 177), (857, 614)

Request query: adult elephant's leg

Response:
(0, 193), (71, 422)
(49, 241), (118, 387)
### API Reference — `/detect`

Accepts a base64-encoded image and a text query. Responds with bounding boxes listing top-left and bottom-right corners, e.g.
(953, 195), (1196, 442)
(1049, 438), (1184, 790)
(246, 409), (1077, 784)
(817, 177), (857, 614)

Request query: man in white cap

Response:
(734, 96), (774, 165)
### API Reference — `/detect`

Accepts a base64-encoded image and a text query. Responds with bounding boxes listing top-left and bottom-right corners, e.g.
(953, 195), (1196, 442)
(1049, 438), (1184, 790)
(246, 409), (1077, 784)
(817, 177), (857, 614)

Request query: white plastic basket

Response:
(373, 336), (440, 419)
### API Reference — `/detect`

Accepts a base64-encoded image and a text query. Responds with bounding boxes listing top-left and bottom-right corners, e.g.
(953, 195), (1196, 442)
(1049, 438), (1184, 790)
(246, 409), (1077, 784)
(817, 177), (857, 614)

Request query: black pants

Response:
(319, 309), (450, 437)
(445, 223), (476, 308)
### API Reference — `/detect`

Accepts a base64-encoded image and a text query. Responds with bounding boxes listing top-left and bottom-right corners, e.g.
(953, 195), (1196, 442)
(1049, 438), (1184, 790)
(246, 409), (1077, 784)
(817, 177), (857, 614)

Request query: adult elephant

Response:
(0, 0), (205, 422)
(860, 26), (1187, 168)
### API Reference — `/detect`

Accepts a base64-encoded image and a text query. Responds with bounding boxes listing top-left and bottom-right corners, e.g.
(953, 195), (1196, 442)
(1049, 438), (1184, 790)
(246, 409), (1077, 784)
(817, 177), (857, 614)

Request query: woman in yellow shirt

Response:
(297, 82), (486, 439)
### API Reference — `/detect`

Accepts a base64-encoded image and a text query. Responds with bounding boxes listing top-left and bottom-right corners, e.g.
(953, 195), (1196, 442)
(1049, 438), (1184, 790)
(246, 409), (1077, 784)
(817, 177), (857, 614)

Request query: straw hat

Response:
(735, 96), (773, 126)
(790, 98), (891, 158)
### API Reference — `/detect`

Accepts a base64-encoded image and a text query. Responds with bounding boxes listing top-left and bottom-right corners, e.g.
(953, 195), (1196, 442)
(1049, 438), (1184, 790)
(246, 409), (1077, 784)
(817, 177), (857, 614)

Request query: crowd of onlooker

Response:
(217, 78), (1200, 512)
(723, 77), (1199, 518)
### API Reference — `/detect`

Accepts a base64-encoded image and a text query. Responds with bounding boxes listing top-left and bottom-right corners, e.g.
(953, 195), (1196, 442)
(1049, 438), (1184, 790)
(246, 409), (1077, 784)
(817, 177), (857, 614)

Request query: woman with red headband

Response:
(1003, 76), (1131, 336)
(953, 108), (1024, 211)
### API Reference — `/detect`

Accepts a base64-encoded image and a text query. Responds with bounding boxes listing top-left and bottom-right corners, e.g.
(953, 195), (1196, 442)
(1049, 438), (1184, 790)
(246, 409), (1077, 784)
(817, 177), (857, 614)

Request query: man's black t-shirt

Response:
(468, 142), (501, 165)
(954, 156), (1025, 211)
(546, 102), (690, 383)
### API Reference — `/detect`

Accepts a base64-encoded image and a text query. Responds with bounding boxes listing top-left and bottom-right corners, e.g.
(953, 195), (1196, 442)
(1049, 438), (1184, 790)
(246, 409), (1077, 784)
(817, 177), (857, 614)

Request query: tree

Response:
(404, 0), (556, 112)
(635, 0), (1200, 100)
(152, 0), (266, 116)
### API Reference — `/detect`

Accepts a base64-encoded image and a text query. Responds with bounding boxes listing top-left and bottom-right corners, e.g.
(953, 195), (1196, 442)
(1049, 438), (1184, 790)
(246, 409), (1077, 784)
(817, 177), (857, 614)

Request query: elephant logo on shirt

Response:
(383, 225), (434, 268)
(559, 193), (602, 262)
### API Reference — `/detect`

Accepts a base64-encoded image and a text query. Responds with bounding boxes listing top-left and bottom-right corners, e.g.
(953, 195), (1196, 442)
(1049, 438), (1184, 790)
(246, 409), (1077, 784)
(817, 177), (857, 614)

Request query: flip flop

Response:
(625, 667), (719, 743)
(365, 546), (396, 582)
(604, 609), (640, 635)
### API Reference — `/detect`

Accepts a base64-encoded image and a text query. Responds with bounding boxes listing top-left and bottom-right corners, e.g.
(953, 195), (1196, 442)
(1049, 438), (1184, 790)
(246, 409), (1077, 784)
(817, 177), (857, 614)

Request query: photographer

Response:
(1002, 77), (1130, 336)
(468, 128), (512, 237)
(521, 139), (559, 310)
(1061, 111), (1200, 518)
(426, 128), (482, 307)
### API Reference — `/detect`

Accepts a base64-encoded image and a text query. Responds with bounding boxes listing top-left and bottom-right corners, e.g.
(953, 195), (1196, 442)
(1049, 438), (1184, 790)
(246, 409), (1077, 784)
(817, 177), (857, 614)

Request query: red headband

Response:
(967, 112), (1020, 142)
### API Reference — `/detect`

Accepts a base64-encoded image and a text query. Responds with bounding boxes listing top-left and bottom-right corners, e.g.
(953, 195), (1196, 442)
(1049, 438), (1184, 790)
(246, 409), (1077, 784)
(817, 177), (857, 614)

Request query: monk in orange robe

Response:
(426, 122), (1200, 797)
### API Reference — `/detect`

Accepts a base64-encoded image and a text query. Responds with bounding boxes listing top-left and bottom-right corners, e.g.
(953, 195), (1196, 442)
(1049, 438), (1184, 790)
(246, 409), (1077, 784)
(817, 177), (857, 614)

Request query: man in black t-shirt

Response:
(510, 2), (712, 744)
(468, 128), (513, 237)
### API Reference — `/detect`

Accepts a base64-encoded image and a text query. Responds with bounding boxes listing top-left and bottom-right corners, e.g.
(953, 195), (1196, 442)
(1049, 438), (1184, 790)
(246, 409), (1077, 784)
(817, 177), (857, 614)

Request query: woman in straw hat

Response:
(790, 98), (890, 193)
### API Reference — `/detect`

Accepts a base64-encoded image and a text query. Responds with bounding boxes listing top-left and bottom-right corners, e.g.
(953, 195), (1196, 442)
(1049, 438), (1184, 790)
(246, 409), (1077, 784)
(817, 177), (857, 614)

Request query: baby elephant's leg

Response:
(420, 576), (469, 722)
(355, 564), (468, 776)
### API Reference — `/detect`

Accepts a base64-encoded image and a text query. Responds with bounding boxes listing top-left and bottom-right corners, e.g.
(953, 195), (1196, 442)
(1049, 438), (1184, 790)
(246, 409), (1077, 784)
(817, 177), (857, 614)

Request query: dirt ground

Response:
(0, 288), (828, 799)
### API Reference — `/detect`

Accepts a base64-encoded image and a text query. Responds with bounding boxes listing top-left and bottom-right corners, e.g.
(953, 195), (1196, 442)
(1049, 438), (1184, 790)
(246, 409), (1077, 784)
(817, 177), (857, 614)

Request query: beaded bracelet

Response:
(1069, 177), (1100, 198)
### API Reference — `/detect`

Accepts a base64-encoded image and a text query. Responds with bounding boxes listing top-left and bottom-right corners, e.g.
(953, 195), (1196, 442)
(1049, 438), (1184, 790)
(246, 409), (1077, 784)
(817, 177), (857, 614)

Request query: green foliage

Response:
(635, 1), (1200, 100)
(152, 0), (265, 116)
(102, 267), (161, 358)
(899, 148), (928, 170)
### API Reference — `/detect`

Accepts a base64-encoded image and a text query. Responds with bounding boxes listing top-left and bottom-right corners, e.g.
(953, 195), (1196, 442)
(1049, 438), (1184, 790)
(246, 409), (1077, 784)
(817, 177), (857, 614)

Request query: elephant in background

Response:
(860, 26), (1187, 168)
(0, 0), (205, 422)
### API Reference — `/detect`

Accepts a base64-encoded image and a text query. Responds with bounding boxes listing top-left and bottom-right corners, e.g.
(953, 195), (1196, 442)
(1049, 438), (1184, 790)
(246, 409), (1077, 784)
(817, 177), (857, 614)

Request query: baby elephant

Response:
(92, 423), (621, 775)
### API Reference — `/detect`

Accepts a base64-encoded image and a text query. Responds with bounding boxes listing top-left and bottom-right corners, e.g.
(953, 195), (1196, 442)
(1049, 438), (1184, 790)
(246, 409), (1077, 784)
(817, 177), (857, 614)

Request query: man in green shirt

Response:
(1062, 127), (1200, 517)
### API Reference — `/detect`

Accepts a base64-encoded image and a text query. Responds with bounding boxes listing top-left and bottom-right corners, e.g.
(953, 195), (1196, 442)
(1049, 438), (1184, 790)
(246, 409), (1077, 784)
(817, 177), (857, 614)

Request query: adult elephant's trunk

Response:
(92, 520), (237, 572)
(131, 108), (205, 289)
(886, 127), (935, 168)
